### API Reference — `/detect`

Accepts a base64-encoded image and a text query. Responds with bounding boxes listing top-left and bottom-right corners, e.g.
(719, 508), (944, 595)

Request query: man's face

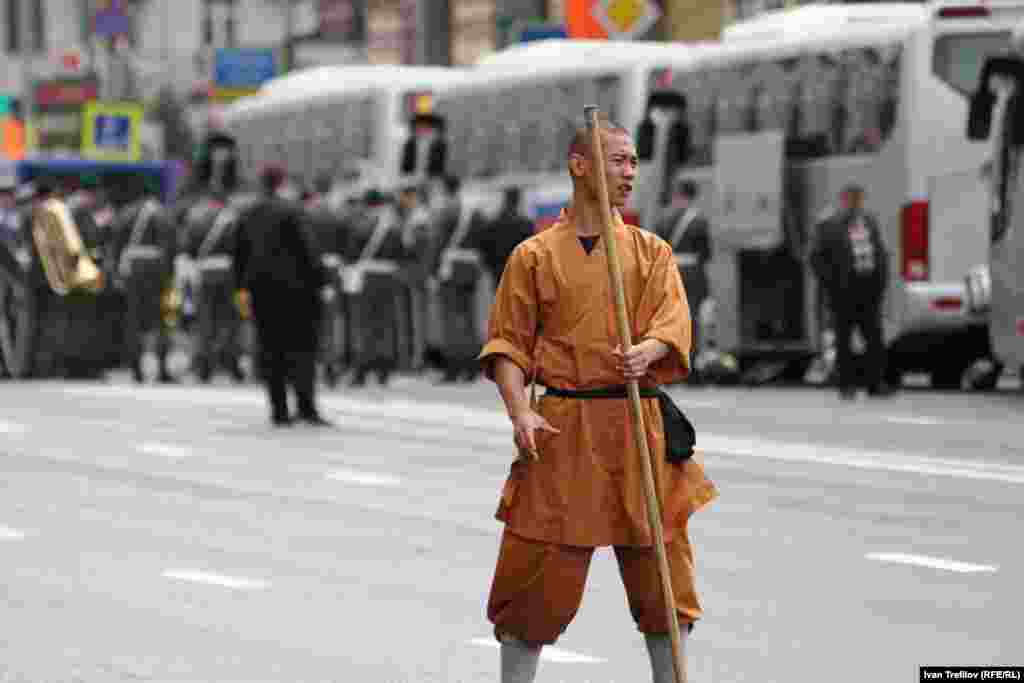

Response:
(572, 131), (638, 208)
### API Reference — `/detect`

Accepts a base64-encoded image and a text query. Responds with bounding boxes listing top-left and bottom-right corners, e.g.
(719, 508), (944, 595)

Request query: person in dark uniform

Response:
(342, 189), (408, 387)
(433, 176), (483, 383)
(183, 193), (245, 383)
(474, 186), (534, 283)
(810, 184), (894, 400)
(305, 173), (349, 385)
(394, 185), (433, 372)
(233, 165), (331, 427)
(654, 179), (712, 382)
(111, 178), (178, 383)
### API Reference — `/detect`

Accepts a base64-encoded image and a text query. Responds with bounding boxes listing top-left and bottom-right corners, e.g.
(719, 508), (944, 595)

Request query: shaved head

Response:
(568, 118), (631, 160)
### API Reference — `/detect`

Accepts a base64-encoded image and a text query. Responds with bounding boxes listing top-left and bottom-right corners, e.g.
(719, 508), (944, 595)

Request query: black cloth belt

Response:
(542, 384), (695, 464)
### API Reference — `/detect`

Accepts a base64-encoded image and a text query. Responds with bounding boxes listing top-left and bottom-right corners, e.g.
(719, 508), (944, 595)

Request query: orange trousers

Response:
(487, 528), (703, 646)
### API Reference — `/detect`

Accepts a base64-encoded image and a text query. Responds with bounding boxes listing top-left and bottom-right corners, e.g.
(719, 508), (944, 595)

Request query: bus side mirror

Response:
(426, 138), (447, 177)
(967, 88), (995, 141)
(636, 117), (655, 161)
(400, 136), (417, 175)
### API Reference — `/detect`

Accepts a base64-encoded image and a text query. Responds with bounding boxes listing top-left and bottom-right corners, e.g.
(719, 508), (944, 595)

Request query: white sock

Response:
(645, 629), (688, 683)
(500, 634), (542, 683)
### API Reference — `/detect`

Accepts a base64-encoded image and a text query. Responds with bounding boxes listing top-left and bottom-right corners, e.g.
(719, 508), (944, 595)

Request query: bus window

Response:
(678, 71), (715, 167)
(593, 75), (622, 127)
(792, 53), (843, 158)
(841, 45), (901, 154)
(715, 66), (755, 134)
(751, 60), (797, 134)
(933, 31), (1010, 97)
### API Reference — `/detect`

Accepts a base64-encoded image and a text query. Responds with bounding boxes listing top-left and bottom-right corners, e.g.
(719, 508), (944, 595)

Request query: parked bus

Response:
(638, 1), (1024, 387)
(221, 65), (469, 199)
(966, 43), (1024, 385)
(436, 40), (713, 229)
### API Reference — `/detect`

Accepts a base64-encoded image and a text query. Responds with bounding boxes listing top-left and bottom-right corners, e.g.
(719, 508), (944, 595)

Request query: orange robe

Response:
(479, 208), (718, 548)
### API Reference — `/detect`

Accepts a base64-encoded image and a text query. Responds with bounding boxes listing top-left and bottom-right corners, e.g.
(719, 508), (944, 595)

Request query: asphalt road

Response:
(0, 372), (1021, 682)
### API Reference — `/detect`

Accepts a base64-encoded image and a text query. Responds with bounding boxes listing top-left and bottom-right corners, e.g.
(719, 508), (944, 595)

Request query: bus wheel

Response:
(930, 363), (966, 391)
(0, 277), (36, 379)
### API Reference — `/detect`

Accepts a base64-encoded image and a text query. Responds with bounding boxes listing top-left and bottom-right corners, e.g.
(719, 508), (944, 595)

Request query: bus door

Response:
(710, 129), (803, 358)
(969, 55), (1024, 372)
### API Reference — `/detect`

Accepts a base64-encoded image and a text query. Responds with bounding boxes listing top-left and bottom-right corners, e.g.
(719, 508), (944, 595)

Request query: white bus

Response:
(966, 46), (1024, 384)
(431, 40), (713, 230)
(221, 65), (469, 199)
(638, 0), (1024, 387)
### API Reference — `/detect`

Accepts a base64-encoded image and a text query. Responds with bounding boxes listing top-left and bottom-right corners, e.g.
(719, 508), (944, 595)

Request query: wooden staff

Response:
(584, 105), (686, 683)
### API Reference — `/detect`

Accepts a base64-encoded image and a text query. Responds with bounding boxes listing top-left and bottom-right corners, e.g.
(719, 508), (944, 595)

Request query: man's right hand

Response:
(511, 410), (560, 461)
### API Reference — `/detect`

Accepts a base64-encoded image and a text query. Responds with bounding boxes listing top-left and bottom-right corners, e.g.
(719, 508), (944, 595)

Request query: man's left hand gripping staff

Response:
(613, 339), (670, 381)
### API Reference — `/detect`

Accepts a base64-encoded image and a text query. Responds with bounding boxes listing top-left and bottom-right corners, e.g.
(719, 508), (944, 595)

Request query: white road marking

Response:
(161, 569), (269, 590)
(0, 525), (27, 540)
(883, 416), (944, 426)
(327, 469), (402, 487)
(0, 420), (28, 435)
(63, 385), (1024, 486)
(137, 442), (193, 459)
(865, 552), (998, 574)
(700, 434), (1024, 486)
(467, 638), (606, 664)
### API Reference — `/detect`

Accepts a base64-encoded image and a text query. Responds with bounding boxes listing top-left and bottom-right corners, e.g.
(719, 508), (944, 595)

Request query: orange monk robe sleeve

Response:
(478, 243), (539, 381)
(636, 241), (693, 385)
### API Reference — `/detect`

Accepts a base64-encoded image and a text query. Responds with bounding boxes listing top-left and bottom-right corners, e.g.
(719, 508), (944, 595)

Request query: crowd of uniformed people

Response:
(0, 165), (538, 390)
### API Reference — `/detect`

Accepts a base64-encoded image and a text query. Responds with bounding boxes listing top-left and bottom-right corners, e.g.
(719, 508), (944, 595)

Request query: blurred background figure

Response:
(475, 186), (534, 287)
(432, 175), (483, 383)
(111, 177), (179, 384)
(233, 164), (331, 427)
(655, 179), (712, 383)
(810, 184), (894, 400)
(343, 188), (404, 387)
(183, 191), (245, 384)
(395, 184), (434, 373)
(0, 178), (18, 250)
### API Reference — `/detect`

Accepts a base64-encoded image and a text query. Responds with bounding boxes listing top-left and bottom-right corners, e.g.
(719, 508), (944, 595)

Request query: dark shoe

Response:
(131, 363), (144, 384)
(839, 388), (857, 401)
(229, 362), (246, 383)
(299, 414), (334, 427)
(157, 372), (179, 384)
(377, 368), (392, 386)
(350, 370), (368, 387)
(868, 383), (895, 398)
(437, 370), (459, 385)
(272, 416), (294, 428)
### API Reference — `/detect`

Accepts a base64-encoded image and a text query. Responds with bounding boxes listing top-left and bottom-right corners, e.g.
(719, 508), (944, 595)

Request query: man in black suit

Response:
(233, 165), (331, 427)
(810, 184), (894, 400)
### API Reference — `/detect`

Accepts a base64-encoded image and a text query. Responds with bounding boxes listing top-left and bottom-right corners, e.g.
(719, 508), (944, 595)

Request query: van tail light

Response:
(937, 6), (990, 18)
(901, 200), (930, 281)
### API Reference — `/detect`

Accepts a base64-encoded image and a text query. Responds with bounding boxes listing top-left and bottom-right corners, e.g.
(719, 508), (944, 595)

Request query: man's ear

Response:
(569, 153), (587, 178)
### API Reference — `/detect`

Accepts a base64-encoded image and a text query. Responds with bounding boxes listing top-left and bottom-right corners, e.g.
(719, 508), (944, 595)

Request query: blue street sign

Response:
(214, 48), (278, 89)
(93, 114), (131, 150)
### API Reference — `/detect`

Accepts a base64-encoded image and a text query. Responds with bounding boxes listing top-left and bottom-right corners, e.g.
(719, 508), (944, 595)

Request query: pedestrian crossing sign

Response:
(594, 0), (660, 39)
(81, 101), (143, 162)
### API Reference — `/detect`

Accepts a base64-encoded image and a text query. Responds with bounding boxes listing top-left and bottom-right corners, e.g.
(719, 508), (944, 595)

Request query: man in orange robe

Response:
(478, 120), (718, 683)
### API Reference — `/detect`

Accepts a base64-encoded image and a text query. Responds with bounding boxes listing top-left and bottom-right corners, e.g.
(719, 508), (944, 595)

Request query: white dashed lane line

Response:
(467, 637), (606, 664)
(0, 420), (29, 435)
(161, 569), (270, 591)
(326, 469), (402, 487)
(137, 442), (194, 459)
(866, 552), (998, 574)
(0, 525), (27, 540)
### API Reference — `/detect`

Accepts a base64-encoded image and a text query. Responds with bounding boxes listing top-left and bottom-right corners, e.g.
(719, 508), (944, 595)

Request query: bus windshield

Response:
(933, 31), (1010, 96)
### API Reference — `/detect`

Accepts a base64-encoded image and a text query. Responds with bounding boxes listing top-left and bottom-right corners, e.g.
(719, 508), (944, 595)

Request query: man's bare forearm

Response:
(494, 356), (532, 420)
